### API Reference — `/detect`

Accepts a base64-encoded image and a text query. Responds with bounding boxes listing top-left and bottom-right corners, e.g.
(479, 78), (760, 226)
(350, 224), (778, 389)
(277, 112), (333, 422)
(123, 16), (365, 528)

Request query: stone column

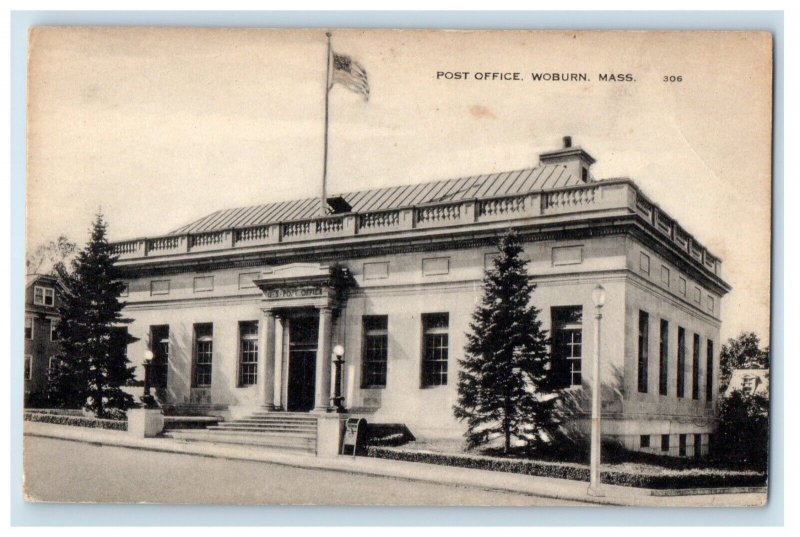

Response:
(313, 306), (333, 412)
(259, 309), (276, 410)
(273, 314), (284, 409)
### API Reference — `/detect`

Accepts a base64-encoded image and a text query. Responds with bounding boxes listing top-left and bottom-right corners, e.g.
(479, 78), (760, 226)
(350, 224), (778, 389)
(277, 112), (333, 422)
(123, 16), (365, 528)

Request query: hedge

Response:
(366, 446), (767, 490)
(24, 408), (85, 417)
(24, 412), (127, 431)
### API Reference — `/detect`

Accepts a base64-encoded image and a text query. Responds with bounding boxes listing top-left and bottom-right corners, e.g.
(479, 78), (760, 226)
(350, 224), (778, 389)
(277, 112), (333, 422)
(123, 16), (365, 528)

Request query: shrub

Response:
(713, 390), (769, 470)
(24, 411), (127, 431)
(366, 446), (766, 489)
(24, 408), (85, 417)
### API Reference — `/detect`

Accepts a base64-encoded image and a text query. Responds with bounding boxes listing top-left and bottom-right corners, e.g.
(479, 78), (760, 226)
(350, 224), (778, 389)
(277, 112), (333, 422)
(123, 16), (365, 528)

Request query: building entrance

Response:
(287, 315), (318, 412)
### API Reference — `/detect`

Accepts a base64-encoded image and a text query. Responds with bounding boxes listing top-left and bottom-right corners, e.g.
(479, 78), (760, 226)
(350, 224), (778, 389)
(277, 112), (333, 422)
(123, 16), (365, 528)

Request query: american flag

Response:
(331, 52), (369, 100)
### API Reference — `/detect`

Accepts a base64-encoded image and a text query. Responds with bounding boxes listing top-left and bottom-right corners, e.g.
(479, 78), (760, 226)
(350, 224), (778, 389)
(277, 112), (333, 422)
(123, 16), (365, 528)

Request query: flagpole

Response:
(321, 32), (333, 217)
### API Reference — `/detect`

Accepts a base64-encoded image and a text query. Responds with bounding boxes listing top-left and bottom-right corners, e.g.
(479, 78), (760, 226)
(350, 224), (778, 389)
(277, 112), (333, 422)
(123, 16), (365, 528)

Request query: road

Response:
(23, 436), (587, 506)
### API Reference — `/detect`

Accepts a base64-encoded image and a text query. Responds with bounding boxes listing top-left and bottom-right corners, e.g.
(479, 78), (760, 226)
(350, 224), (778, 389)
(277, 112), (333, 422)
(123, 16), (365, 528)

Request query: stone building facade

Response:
(110, 139), (730, 457)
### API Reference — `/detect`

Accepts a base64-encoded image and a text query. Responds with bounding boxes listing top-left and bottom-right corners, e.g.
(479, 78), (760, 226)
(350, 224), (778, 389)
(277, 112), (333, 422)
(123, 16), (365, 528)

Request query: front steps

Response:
(162, 411), (319, 454)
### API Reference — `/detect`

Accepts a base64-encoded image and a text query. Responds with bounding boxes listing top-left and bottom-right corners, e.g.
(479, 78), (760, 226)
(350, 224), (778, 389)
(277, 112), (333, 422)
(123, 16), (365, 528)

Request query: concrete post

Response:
(313, 307), (333, 412)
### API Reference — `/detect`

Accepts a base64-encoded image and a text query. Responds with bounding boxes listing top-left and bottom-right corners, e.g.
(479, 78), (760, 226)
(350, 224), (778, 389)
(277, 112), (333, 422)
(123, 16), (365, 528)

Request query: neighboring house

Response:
(109, 137), (730, 458)
(24, 274), (62, 406)
(724, 368), (769, 399)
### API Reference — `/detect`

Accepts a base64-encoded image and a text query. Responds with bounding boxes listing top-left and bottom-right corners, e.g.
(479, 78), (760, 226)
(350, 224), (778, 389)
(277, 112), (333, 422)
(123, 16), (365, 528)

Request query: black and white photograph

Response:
(22, 27), (773, 508)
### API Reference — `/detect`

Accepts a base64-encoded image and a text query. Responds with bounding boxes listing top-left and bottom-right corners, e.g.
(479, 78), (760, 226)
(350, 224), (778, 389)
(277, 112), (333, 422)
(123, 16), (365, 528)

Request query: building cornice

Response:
(116, 213), (730, 296)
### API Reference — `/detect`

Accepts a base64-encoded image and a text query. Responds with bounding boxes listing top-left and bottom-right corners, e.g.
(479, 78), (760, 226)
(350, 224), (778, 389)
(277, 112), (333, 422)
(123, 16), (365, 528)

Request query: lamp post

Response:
(330, 344), (346, 413)
(588, 284), (606, 496)
(140, 350), (157, 408)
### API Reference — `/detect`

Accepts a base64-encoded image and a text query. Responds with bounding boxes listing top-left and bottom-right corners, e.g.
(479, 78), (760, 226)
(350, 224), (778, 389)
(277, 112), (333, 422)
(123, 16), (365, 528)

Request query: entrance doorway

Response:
(287, 315), (318, 412)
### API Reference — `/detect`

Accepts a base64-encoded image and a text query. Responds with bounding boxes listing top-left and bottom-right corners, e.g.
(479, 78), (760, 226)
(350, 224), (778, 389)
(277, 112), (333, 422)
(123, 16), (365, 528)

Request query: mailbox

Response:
(340, 417), (367, 457)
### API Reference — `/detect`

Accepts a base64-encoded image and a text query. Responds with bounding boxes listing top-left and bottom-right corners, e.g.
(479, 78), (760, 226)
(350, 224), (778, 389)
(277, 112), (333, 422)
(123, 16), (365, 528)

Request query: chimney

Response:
(539, 136), (596, 183)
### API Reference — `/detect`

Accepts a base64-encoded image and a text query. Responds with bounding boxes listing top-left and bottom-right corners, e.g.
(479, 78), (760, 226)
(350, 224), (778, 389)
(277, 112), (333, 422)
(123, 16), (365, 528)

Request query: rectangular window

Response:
(150, 280), (170, 296)
(362, 316), (389, 388)
(661, 265), (670, 286)
(678, 277), (687, 296)
(692, 334), (701, 400)
(238, 321), (259, 386)
(707, 294), (715, 313)
(109, 327), (129, 369)
(679, 434), (687, 456)
(706, 340), (715, 400)
(25, 317), (33, 340)
(50, 319), (58, 341)
(150, 325), (169, 389)
(193, 323), (213, 387)
(24, 355), (32, 381)
(421, 313), (449, 387)
(48, 356), (57, 379)
(638, 311), (649, 393)
(193, 276), (214, 293)
(694, 433), (702, 459)
(640, 434), (650, 449)
(694, 287), (701, 304)
(677, 327), (686, 398)
(659, 320), (669, 396)
(742, 375), (756, 395)
(661, 434), (670, 452)
(34, 286), (55, 306)
(552, 306), (583, 388)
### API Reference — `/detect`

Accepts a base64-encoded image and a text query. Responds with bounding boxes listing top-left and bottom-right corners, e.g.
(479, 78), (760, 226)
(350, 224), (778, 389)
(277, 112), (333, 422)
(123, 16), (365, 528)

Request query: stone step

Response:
(250, 410), (317, 416)
(170, 428), (316, 441)
(239, 418), (318, 425)
(215, 422), (316, 431)
(162, 416), (222, 430)
(205, 425), (316, 438)
(164, 430), (316, 452)
(230, 418), (317, 426)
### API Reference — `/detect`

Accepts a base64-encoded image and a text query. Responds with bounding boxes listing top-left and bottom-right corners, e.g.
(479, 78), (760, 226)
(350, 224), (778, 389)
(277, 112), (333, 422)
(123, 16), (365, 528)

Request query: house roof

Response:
(169, 164), (582, 235)
(725, 368), (770, 398)
(25, 273), (59, 289)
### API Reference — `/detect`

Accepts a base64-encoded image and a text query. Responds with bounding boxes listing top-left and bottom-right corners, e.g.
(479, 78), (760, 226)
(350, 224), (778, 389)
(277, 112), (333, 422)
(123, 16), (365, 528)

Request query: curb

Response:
(23, 423), (766, 507)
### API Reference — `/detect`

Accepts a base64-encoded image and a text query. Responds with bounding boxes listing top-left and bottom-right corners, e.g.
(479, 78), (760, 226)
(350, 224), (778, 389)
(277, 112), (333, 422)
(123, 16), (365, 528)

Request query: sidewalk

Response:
(23, 421), (766, 507)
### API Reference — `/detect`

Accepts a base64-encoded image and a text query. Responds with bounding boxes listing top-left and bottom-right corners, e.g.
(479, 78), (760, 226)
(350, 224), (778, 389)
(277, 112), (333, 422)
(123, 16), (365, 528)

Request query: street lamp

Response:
(330, 344), (346, 413)
(141, 350), (157, 408)
(589, 284), (606, 496)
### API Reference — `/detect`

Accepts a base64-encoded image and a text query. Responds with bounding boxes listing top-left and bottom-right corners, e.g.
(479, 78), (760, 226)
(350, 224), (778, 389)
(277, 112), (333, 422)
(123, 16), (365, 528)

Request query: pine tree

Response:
(453, 230), (558, 453)
(47, 213), (136, 417)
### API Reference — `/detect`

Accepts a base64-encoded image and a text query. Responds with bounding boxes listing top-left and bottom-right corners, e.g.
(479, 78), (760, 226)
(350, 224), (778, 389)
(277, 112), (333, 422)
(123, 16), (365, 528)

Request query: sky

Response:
(26, 28), (773, 343)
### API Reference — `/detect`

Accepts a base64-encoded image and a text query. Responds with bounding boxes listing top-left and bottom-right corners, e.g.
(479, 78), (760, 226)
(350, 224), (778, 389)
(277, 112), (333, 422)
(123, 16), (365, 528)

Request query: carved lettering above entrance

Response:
(253, 263), (340, 309)
(263, 286), (326, 299)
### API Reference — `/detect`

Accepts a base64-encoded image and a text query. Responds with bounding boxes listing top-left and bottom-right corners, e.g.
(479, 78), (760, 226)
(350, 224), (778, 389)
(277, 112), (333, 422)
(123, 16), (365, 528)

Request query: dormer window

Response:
(581, 167), (588, 182)
(34, 286), (55, 306)
(742, 375), (756, 395)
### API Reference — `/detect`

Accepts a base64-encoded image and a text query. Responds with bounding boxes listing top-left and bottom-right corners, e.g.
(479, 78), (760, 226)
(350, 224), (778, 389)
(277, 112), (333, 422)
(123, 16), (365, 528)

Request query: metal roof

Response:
(170, 163), (581, 235)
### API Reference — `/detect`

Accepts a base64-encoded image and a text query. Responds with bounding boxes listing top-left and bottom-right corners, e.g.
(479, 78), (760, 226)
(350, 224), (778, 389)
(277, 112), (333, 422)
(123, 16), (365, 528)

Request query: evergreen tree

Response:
(47, 214), (136, 417)
(454, 230), (557, 453)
